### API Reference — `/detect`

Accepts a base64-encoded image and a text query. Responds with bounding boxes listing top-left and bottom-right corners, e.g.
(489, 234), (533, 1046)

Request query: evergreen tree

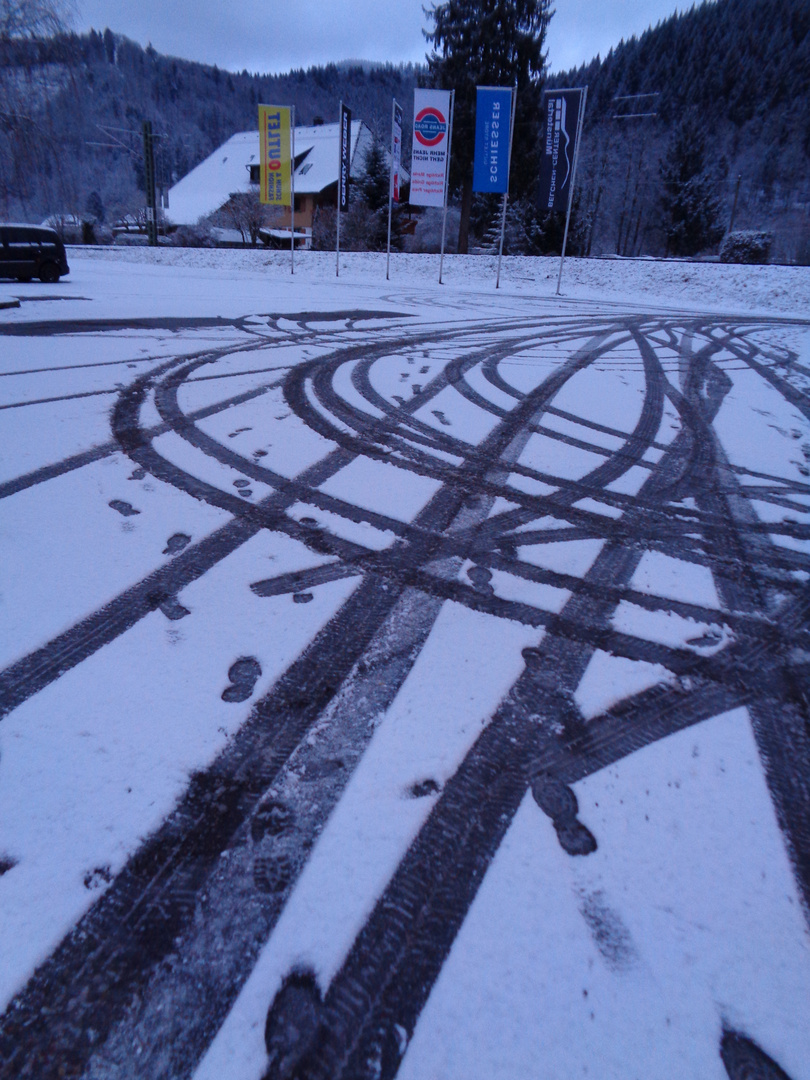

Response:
(424, 0), (553, 253)
(85, 189), (104, 223)
(660, 113), (724, 255)
(357, 136), (389, 212)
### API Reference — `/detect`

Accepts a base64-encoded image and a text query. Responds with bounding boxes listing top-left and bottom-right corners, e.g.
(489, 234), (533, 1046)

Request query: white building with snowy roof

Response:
(165, 120), (381, 237)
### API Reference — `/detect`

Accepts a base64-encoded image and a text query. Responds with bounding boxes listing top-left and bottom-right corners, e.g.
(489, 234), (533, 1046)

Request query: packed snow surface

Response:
(1, 248), (809, 1080)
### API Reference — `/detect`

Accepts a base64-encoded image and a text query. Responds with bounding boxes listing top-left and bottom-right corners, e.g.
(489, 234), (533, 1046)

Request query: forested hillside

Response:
(2, 0), (808, 260)
(550, 0), (810, 261)
(0, 28), (419, 226)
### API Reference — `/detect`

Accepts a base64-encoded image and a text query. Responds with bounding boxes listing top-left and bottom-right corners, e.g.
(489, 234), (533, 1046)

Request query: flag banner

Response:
(259, 104), (292, 206)
(338, 103), (351, 212)
(391, 101), (403, 203)
(410, 88), (452, 207)
(472, 87), (513, 193)
(537, 89), (584, 212)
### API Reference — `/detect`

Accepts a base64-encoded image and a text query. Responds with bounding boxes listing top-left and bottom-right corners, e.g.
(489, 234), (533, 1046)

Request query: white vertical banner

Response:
(437, 90), (454, 285)
(410, 88), (452, 207)
(336, 101), (351, 277)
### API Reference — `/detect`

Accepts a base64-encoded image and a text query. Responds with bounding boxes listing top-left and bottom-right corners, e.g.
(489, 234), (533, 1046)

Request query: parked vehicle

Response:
(0, 224), (70, 282)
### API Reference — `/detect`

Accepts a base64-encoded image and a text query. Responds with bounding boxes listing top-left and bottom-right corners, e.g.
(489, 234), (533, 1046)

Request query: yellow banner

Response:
(259, 105), (292, 205)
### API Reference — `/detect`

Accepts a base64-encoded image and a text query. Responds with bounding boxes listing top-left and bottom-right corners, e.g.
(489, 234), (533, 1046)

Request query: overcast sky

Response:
(76, 1), (688, 76)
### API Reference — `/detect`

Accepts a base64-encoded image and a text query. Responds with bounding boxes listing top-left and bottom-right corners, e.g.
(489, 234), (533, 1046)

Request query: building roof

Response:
(166, 121), (374, 227)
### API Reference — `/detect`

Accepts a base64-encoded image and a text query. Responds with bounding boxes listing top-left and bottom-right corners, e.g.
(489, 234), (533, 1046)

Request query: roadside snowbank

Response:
(63, 245), (810, 319)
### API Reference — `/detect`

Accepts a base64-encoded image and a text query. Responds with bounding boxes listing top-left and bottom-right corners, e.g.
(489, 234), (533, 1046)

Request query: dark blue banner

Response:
(472, 87), (513, 194)
(339, 103), (351, 212)
(537, 89), (585, 212)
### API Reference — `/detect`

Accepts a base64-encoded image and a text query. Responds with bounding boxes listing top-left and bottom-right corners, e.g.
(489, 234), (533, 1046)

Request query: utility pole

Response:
(142, 121), (158, 247)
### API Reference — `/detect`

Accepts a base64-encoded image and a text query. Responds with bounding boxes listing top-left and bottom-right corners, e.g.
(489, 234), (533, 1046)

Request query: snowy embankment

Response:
(62, 244), (810, 319)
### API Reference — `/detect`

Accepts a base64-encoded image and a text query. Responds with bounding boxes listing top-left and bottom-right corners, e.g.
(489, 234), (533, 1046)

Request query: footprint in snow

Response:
(264, 970), (323, 1071)
(109, 499), (140, 516)
(222, 657), (262, 702)
(83, 866), (112, 890)
(163, 533), (191, 555)
(407, 778), (441, 798)
(159, 597), (190, 621)
(0, 854), (18, 876)
(128, 467), (146, 480)
(432, 409), (451, 426)
(467, 565), (494, 596)
(720, 1028), (795, 1080)
(530, 770), (597, 856)
(254, 853), (293, 893)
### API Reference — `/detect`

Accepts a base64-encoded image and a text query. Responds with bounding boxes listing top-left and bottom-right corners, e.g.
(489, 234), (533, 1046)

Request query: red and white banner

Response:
(410, 88), (452, 207)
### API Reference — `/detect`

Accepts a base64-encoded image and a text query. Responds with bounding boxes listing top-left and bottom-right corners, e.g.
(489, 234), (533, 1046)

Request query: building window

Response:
(298, 163), (313, 175)
(248, 164), (260, 183)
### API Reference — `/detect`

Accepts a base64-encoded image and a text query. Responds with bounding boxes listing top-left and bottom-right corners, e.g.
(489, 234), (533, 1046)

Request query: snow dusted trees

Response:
(0, 0), (76, 215)
(424, 0), (552, 253)
(660, 113), (724, 256)
(312, 134), (404, 252)
(217, 190), (270, 246)
(0, 0), (73, 38)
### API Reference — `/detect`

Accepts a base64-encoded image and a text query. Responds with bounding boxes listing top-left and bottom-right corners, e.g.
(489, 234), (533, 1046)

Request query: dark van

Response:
(0, 224), (70, 283)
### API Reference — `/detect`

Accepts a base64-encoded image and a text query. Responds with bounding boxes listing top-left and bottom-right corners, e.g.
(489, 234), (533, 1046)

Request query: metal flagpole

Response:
(496, 86), (517, 290)
(556, 86), (587, 296)
(386, 97), (395, 281)
(438, 89), (454, 285)
(336, 100), (342, 278)
(290, 106), (295, 275)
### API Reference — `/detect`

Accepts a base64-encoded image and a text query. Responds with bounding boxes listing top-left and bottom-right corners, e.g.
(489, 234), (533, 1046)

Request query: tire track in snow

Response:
(0, 311), (808, 1080)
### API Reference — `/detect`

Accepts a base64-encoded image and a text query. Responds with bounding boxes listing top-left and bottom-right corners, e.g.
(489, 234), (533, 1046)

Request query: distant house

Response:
(165, 120), (378, 236)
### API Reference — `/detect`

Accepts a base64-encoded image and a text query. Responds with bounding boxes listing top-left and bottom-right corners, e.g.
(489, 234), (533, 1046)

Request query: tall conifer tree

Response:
(424, 0), (553, 253)
(660, 113), (724, 255)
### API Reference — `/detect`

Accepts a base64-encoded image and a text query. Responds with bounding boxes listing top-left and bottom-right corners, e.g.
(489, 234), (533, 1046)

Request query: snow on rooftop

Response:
(165, 121), (373, 227)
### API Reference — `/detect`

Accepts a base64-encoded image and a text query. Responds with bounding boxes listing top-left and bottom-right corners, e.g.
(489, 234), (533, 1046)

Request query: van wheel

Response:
(39, 262), (60, 283)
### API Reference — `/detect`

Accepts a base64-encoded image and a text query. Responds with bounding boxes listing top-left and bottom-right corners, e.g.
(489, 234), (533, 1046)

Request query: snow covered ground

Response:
(1, 249), (809, 1080)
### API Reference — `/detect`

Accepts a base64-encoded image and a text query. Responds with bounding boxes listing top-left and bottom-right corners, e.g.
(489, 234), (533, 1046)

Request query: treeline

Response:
(2, 0), (809, 261)
(0, 28), (420, 225)
(549, 0), (810, 261)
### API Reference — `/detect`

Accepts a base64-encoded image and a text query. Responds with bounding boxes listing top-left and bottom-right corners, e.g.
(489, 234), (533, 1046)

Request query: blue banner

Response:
(473, 87), (513, 193)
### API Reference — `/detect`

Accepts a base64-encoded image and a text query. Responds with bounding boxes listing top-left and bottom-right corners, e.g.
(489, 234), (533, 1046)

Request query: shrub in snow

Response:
(170, 223), (216, 248)
(113, 232), (149, 246)
(312, 207), (336, 251)
(719, 230), (773, 264)
(405, 207), (460, 254)
(313, 203), (402, 253)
